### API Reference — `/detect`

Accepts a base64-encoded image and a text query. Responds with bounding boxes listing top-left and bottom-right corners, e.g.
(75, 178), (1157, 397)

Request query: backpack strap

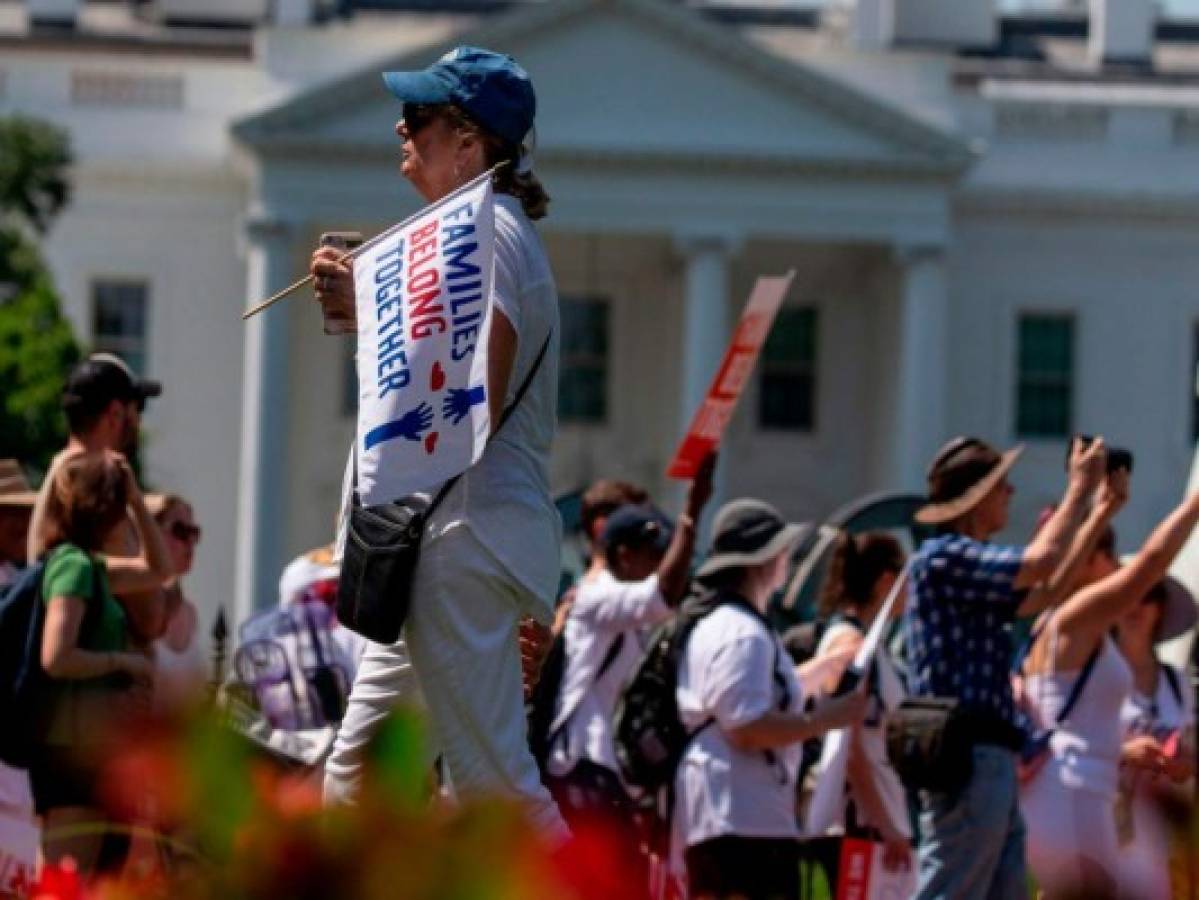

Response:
(548, 631), (627, 758)
(1161, 662), (1183, 707)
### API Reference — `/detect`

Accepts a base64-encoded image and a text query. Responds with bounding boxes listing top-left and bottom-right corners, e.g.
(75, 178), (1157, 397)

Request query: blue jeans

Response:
(914, 745), (1027, 900)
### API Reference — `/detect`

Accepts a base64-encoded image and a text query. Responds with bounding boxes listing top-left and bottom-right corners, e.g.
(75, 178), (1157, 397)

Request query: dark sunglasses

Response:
(402, 103), (442, 135)
(169, 521), (202, 543)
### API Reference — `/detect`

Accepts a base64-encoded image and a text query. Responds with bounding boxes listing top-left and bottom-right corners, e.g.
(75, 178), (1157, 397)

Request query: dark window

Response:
(558, 297), (608, 424)
(92, 280), (148, 374)
(1016, 314), (1074, 438)
(758, 306), (818, 431)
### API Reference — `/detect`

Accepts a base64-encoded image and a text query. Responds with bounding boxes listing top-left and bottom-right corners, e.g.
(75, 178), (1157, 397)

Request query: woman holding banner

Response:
(311, 46), (566, 835)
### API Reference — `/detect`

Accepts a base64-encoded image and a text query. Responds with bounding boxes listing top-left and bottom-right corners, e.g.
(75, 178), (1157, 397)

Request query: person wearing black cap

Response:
(673, 498), (868, 900)
(899, 436), (1105, 900)
(544, 454), (715, 850)
(314, 48), (566, 833)
(27, 353), (169, 643)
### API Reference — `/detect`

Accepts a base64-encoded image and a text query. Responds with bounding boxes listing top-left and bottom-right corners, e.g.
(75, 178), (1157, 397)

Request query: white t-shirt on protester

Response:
(547, 570), (672, 777)
(335, 196), (560, 611)
(673, 604), (803, 852)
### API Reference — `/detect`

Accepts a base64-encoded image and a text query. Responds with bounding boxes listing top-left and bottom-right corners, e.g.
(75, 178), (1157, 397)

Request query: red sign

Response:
(667, 271), (795, 479)
(836, 837), (875, 900)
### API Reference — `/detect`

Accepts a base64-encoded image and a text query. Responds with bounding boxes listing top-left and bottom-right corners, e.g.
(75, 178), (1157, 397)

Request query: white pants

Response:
(1021, 762), (1119, 897)
(323, 526), (566, 838)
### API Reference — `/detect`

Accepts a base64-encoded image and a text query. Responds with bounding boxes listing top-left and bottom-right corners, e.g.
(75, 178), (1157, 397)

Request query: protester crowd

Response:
(2, 42), (1197, 900)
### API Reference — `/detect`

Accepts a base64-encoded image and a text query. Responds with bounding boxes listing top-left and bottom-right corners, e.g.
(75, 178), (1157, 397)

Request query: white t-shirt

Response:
(548, 570), (672, 776)
(673, 603), (803, 851)
(423, 194), (562, 617)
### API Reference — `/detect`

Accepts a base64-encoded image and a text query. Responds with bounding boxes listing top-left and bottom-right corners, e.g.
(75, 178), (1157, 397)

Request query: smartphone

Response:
(318, 231), (363, 336)
(1067, 435), (1134, 475)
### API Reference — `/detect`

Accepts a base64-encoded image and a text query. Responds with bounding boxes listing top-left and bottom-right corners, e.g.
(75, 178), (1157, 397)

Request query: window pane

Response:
(1016, 315), (1073, 438)
(558, 297), (608, 424)
(759, 373), (813, 430)
(759, 307), (817, 431)
(92, 280), (148, 375)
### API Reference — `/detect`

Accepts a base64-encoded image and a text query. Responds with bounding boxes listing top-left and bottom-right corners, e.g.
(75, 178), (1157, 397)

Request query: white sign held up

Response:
(354, 172), (496, 506)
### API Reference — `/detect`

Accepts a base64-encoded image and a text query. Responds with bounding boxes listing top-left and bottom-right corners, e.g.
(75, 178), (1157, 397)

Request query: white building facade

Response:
(2, 0), (1199, 634)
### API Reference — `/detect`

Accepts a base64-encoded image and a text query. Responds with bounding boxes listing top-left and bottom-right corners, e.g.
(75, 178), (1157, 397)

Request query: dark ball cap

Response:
(62, 352), (162, 416)
(602, 504), (673, 556)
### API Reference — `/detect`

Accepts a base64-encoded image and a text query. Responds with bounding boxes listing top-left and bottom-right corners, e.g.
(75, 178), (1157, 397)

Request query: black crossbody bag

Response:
(337, 334), (552, 645)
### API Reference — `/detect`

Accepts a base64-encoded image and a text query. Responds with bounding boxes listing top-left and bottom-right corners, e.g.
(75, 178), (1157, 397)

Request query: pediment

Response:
(234, 0), (972, 176)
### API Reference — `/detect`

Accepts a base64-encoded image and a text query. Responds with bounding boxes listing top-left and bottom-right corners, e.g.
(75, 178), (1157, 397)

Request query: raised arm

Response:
(1015, 438), (1106, 593)
(1018, 468), (1128, 618)
(655, 452), (716, 606)
(1052, 491), (1199, 664)
(101, 457), (174, 637)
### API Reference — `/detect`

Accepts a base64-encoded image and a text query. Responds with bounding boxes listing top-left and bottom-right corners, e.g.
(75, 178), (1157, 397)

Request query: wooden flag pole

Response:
(241, 162), (510, 321)
(240, 246), (361, 321)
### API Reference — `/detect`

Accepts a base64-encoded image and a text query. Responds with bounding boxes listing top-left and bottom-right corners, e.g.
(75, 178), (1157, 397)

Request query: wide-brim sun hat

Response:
(1118, 556), (1199, 643)
(382, 45), (536, 149)
(914, 437), (1025, 526)
(696, 498), (806, 579)
(0, 459), (37, 508)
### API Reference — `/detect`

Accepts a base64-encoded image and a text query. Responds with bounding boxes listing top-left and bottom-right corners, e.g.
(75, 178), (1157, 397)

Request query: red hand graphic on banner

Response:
(424, 432), (439, 454)
(430, 361), (447, 392)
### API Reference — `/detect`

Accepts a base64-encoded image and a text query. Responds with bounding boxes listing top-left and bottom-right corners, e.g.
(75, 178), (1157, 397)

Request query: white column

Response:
(674, 234), (734, 533)
(235, 214), (295, 628)
(890, 245), (949, 492)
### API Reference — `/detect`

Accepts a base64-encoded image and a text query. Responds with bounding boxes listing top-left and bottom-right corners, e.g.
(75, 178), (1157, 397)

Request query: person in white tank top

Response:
(1114, 576), (1197, 900)
(1019, 467), (1199, 898)
(803, 531), (912, 892)
(146, 494), (208, 714)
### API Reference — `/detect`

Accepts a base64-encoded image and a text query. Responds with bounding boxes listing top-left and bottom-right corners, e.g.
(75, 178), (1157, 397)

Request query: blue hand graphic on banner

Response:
(364, 402), (434, 450)
(442, 385), (486, 426)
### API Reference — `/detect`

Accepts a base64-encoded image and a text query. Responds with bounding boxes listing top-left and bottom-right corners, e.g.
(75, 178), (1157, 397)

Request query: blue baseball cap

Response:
(602, 505), (674, 557)
(383, 46), (536, 148)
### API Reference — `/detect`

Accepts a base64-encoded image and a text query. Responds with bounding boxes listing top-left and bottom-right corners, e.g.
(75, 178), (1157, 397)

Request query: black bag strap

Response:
(1055, 643), (1101, 727)
(1161, 662), (1183, 706)
(357, 331), (552, 512)
(425, 330), (552, 515)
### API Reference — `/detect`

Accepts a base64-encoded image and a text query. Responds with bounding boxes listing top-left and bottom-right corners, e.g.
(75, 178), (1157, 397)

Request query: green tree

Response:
(0, 116), (80, 472)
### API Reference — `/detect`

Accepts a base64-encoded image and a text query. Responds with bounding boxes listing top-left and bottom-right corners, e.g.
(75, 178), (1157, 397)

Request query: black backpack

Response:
(613, 588), (766, 798)
(0, 561), (53, 768)
(0, 556), (101, 769)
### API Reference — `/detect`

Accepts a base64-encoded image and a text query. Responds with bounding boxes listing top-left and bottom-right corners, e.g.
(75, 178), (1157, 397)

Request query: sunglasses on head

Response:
(402, 103), (442, 134)
(169, 521), (201, 543)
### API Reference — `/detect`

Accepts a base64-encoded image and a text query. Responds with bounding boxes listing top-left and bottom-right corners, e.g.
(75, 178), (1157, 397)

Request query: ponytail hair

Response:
(445, 105), (551, 220)
(818, 531), (904, 618)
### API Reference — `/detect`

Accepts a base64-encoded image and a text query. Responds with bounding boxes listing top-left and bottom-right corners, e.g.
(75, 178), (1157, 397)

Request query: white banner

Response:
(354, 172), (496, 506)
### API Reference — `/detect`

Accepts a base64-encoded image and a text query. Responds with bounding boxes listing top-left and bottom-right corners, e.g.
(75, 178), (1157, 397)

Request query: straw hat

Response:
(914, 437), (1025, 526)
(0, 459), (37, 508)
